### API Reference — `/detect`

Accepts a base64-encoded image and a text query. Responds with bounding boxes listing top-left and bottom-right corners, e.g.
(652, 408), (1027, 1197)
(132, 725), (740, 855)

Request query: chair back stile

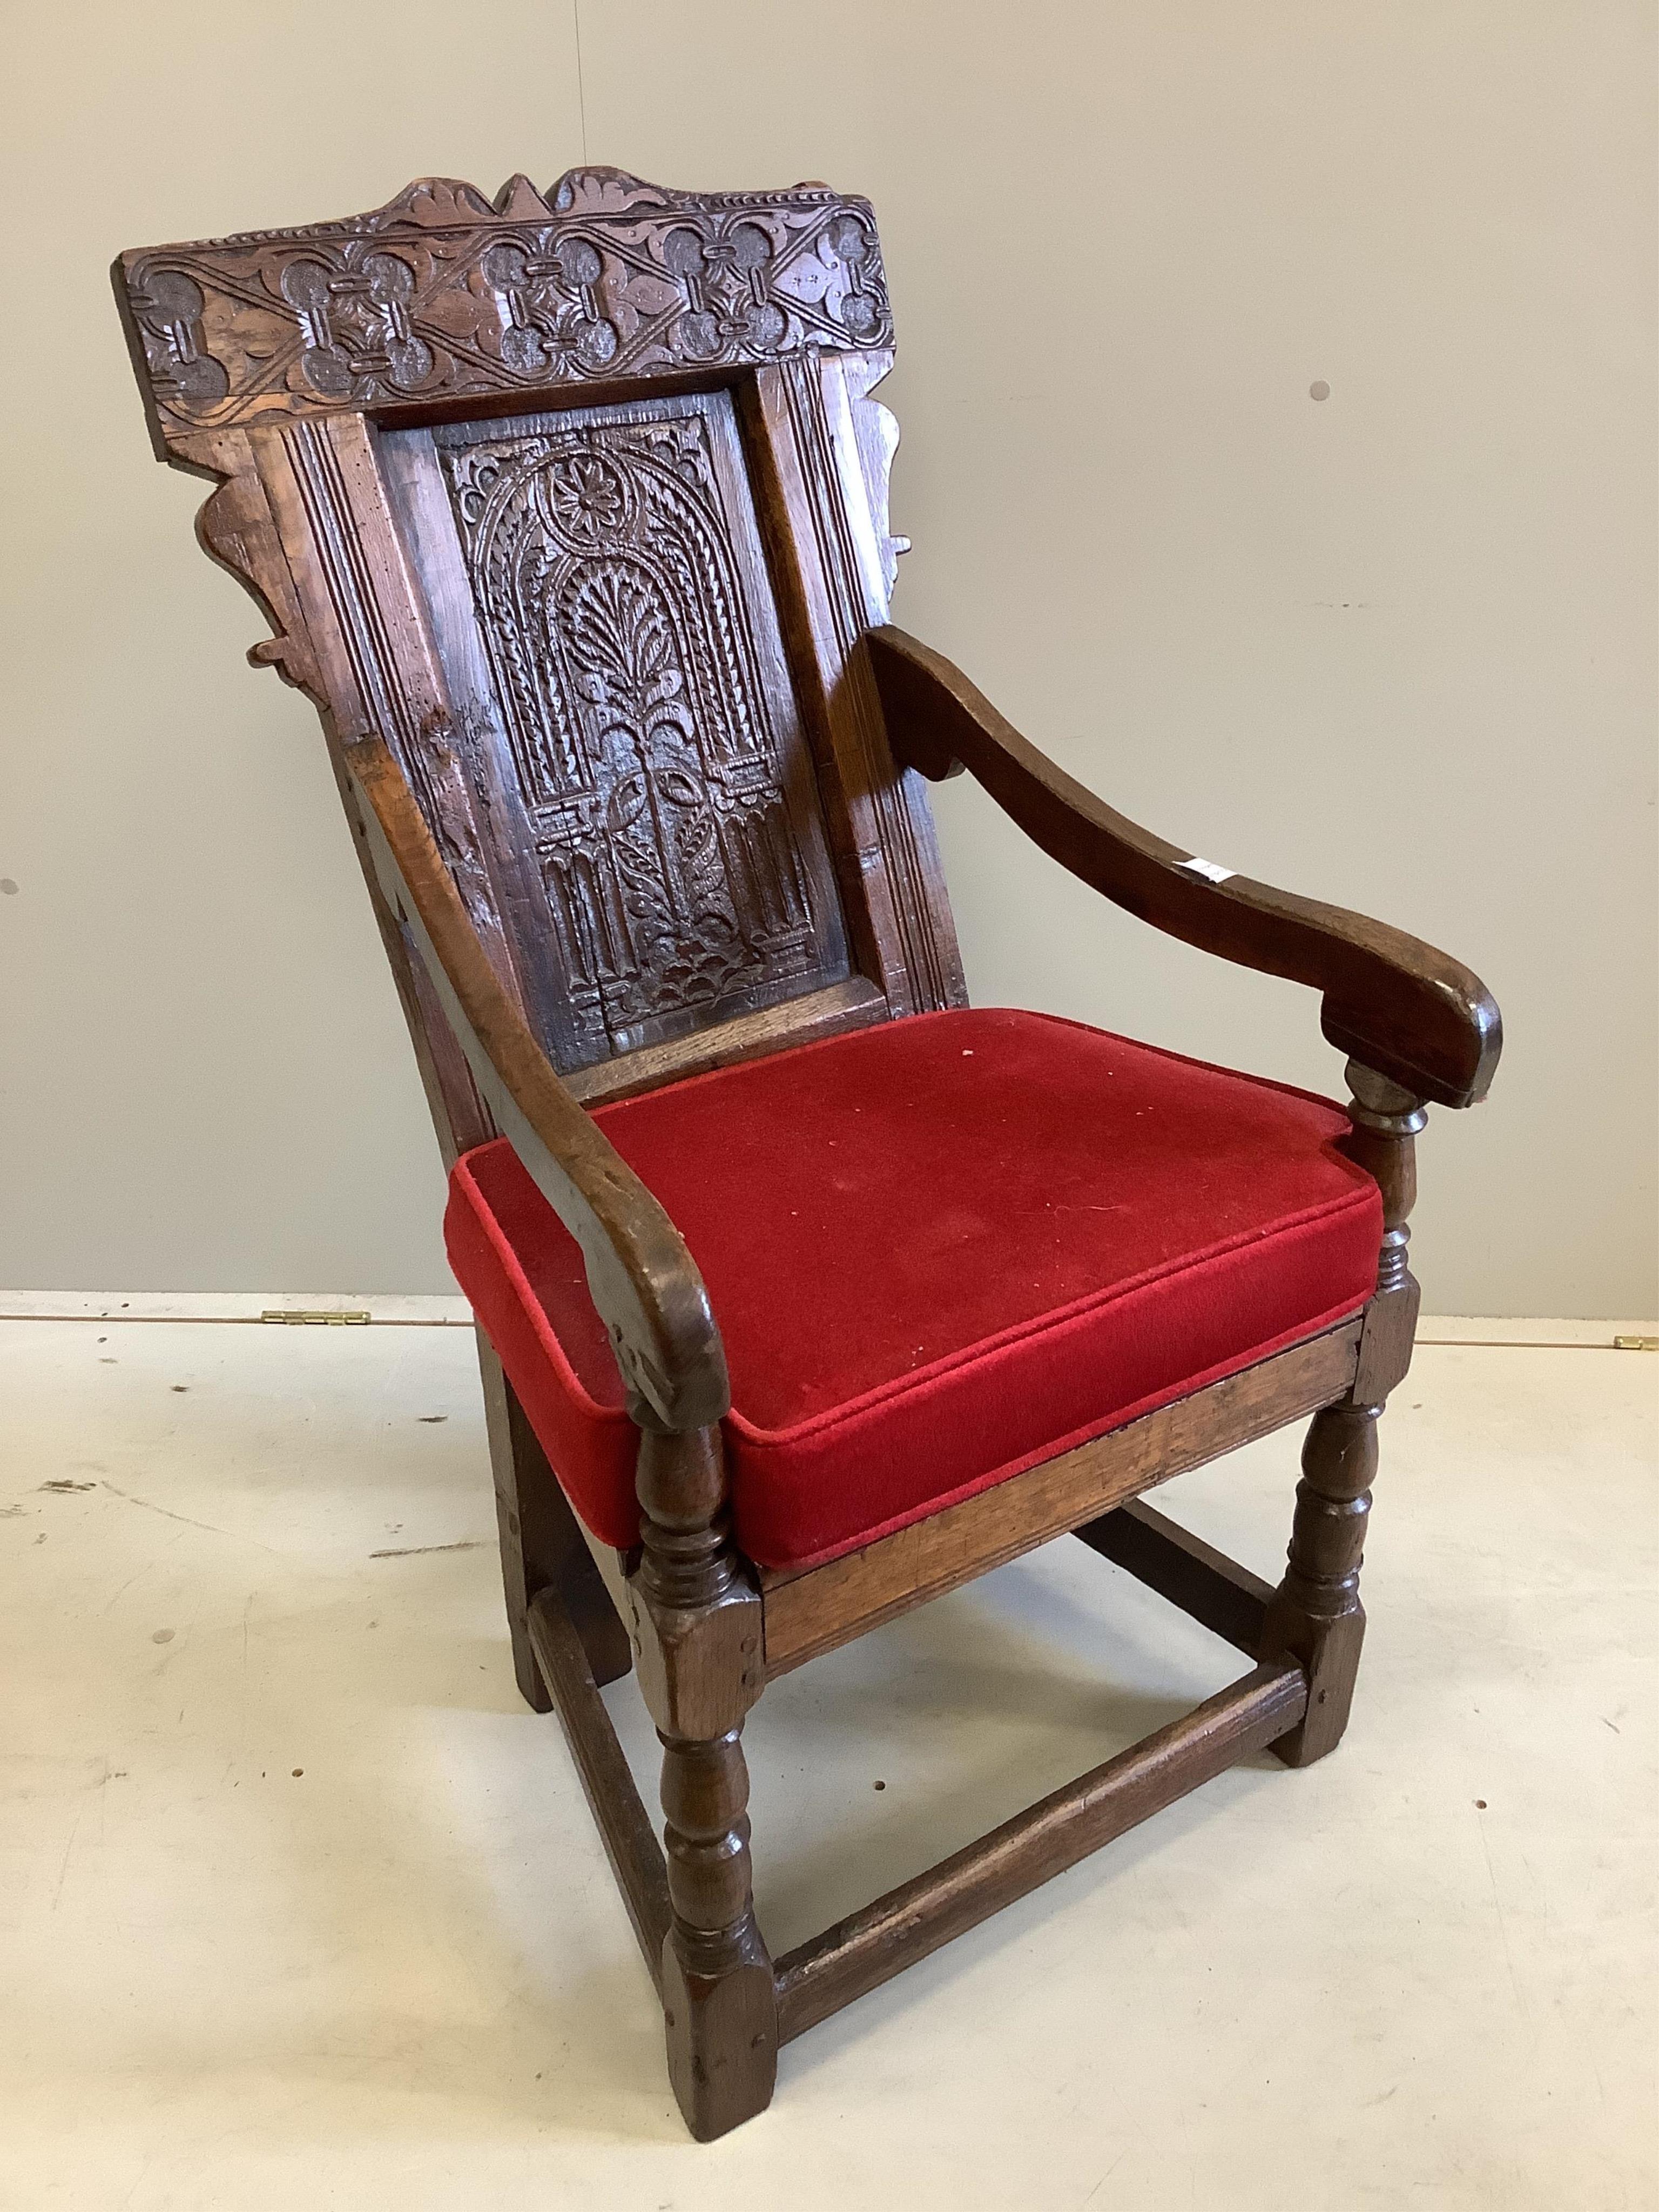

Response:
(114, 168), (966, 1156)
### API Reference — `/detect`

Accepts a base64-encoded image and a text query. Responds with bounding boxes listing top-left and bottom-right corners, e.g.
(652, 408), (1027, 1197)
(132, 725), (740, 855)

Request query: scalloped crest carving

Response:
(118, 168), (891, 446)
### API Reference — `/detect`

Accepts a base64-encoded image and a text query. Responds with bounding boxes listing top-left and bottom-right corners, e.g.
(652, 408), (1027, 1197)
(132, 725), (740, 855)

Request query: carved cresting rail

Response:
(116, 169), (892, 449)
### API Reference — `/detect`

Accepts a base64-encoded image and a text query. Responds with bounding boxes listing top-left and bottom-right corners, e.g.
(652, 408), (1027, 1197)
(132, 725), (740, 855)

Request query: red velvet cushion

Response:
(446, 1009), (1381, 1572)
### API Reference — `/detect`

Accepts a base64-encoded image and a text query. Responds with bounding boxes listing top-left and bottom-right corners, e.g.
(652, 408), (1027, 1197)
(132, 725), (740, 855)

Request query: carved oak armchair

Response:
(116, 169), (1501, 2140)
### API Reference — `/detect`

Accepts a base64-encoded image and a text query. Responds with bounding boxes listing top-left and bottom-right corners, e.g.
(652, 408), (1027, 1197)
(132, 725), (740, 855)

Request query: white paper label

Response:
(1177, 855), (1235, 885)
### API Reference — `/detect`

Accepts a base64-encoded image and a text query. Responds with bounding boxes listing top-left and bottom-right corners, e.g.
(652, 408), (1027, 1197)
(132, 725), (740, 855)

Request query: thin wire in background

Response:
(572, 0), (589, 163)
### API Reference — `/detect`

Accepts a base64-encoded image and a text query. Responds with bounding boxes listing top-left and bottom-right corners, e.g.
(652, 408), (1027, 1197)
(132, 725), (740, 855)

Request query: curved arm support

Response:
(866, 626), (1501, 1109)
(345, 737), (730, 1431)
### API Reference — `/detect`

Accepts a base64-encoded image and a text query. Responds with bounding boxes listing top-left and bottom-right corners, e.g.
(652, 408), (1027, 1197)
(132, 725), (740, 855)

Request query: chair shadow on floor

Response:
(597, 1534), (1267, 1989)
(25, 1493), (1293, 2153)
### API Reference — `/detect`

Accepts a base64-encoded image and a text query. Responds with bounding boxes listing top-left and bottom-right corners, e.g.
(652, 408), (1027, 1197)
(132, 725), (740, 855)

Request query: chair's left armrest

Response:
(343, 736), (729, 1432)
(866, 625), (1501, 1109)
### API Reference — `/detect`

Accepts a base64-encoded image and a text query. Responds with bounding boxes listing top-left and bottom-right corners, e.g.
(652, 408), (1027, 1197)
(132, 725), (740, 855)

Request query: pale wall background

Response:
(2, 2), (1654, 1315)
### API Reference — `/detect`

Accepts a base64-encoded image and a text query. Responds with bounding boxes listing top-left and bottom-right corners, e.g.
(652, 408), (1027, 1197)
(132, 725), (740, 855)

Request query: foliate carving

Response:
(436, 409), (825, 1058)
(118, 169), (892, 443)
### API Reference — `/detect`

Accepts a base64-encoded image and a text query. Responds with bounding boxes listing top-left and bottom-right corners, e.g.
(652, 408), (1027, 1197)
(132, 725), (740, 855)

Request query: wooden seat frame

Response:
(115, 168), (1501, 2140)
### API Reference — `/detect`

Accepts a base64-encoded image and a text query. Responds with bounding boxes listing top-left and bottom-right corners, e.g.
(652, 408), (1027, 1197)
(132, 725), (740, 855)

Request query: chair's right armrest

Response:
(345, 737), (730, 1432)
(867, 626), (1501, 1109)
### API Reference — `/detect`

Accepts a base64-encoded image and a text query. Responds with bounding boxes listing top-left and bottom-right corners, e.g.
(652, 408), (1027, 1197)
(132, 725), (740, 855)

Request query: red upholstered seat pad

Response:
(446, 1009), (1381, 1571)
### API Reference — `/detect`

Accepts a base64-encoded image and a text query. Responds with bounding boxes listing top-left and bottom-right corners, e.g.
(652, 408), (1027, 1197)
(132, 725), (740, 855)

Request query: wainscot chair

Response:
(116, 168), (1501, 2140)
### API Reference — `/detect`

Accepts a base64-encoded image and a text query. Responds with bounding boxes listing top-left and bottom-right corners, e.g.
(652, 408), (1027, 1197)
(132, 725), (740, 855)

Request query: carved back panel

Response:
(114, 169), (965, 1149)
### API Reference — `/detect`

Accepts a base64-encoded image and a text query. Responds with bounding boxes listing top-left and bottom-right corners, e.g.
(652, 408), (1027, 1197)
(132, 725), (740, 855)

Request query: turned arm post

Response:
(1261, 1060), (1427, 1766)
(1342, 1061), (1428, 1384)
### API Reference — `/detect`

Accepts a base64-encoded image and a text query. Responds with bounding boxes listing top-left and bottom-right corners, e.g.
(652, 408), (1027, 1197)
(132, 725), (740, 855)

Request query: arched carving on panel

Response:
(434, 402), (841, 1061)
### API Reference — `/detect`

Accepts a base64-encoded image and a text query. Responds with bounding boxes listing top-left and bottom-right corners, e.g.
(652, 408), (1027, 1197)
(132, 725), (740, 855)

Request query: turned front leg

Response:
(1262, 1060), (1426, 1765)
(658, 1721), (775, 2139)
(631, 1420), (776, 2139)
(1262, 1402), (1379, 1763)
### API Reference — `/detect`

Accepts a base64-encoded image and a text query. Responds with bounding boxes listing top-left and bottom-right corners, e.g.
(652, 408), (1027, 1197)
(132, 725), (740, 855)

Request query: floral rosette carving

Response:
(118, 170), (894, 441)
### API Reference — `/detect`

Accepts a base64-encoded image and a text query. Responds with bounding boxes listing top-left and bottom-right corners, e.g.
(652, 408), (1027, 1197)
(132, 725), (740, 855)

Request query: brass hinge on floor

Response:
(1613, 1336), (1658, 1352)
(259, 1309), (372, 1326)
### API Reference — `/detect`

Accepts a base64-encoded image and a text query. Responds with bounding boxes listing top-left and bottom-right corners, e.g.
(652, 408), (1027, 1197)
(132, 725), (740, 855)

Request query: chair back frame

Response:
(114, 166), (965, 1162)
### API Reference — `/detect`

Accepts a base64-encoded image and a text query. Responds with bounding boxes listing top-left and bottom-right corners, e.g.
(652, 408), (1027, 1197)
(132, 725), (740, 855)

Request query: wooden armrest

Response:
(345, 737), (729, 1431)
(866, 626), (1501, 1109)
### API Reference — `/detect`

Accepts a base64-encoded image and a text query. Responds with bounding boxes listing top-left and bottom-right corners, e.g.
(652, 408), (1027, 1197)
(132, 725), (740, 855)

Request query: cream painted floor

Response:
(2, 1311), (1654, 2211)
